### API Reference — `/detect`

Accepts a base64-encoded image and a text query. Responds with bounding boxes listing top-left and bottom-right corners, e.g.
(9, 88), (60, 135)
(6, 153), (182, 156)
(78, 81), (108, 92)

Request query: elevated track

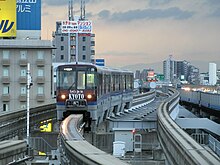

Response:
(157, 88), (220, 164)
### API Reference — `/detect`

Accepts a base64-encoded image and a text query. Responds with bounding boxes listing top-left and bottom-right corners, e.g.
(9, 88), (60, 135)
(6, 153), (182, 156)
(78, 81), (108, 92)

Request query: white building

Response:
(163, 55), (175, 83)
(209, 63), (217, 85)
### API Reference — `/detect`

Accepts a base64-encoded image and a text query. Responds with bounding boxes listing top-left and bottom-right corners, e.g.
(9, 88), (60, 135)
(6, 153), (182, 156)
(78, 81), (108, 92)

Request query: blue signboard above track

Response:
(95, 59), (105, 66)
(16, 0), (41, 30)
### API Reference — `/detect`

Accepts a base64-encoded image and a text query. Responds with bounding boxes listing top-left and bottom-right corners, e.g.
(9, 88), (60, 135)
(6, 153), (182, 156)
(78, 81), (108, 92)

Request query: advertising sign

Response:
(17, 0), (41, 30)
(61, 20), (92, 34)
(148, 71), (155, 77)
(0, 0), (17, 37)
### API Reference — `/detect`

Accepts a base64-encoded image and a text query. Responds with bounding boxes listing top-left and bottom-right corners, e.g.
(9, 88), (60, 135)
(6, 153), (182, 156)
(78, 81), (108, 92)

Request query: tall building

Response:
(52, 0), (95, 64)
(163, 56), (200, 84)
(209, 63), (217, 85)
(175, 60), (189, 81)
(0, 1), (53, 112)
(163, 55), (175, 82)
(188, 65), (200, 84)
(135, 70), (141, 79)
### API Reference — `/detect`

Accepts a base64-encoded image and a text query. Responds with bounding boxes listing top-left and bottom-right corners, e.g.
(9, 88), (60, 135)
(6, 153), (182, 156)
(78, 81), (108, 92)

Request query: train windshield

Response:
(57, 67), (97, 90)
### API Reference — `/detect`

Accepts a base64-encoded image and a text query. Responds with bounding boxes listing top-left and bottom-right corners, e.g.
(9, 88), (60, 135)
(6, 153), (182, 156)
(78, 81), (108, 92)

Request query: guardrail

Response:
(59, 91), (157, 165)
(209, 134), (220, 157)
(59, 115), (129, 165)
(132, 89), (155, 106)
(0, 104), (56, 141)
(157, 88), (220, 165)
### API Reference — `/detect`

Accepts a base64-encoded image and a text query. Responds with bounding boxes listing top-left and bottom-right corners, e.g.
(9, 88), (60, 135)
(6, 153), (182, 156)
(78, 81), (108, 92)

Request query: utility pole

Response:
(26, 63), (32, 151)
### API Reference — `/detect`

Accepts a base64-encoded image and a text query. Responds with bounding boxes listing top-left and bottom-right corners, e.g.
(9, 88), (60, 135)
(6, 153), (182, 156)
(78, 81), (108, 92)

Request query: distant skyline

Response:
(42, 0), (220, 69)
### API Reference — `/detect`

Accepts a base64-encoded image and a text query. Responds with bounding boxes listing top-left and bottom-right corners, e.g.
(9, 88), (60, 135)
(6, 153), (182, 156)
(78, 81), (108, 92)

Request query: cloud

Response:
(42, 0), (67, 6)
(97, 7), (194, 22)
(42, 0), (106, 6)
(148, 0), (173, 7)
(209, 8), (220, 17)
(205, 0), (220, 6)
(98, 10), (111, 19)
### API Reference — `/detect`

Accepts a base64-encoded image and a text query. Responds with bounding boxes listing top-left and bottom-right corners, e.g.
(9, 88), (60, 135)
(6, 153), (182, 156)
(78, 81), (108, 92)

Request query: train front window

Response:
(77, 71), (86, 89)
(57, 66), (97, 90)
(87, 73), (95, 89)
(61, 71), (76, 89)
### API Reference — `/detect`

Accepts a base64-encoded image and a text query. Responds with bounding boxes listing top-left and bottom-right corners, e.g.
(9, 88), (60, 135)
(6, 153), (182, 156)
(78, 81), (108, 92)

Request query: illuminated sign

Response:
(0, 0), (17, 37)
(148, 71), (155, 77)
(61, 20), (92, 33)
(17, 0), (41, 30)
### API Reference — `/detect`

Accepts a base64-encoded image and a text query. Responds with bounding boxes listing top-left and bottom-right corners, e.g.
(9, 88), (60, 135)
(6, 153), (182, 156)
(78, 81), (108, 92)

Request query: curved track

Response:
(60, 115), (129, 165)
(157, 88), (220, 165)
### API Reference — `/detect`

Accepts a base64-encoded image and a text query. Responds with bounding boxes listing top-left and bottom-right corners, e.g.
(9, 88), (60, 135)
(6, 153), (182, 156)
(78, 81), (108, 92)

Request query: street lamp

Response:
(26, 63), (33, 150)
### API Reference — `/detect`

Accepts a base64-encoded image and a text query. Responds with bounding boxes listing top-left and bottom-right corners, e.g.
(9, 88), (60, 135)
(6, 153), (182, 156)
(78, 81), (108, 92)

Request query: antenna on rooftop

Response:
(68, 0), (74, 21)
(80, 0), (86, 20)
(80, 0), (83, 20)
(83, 0), (86, 19)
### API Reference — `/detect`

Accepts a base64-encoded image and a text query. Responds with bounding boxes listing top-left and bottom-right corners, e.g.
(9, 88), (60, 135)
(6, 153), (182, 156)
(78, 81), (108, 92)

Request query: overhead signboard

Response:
(17, 0), (41, 30)
(61, 20), (92, 34)
(0, 0), (17, 37)
(95, 59), (105, 66)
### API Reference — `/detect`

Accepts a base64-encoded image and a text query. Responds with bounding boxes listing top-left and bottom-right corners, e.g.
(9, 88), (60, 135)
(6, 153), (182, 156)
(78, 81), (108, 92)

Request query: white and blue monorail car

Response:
(56, 63), (134, 130)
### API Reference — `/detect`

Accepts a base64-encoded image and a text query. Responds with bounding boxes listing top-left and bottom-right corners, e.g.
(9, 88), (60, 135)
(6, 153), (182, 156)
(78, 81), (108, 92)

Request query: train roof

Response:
(54, 62), (133, 74)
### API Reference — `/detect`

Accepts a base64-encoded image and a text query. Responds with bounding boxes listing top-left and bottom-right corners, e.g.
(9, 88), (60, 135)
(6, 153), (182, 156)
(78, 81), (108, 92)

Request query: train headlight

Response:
(87, 94), (92, 99)
(61, 94), (66, 100)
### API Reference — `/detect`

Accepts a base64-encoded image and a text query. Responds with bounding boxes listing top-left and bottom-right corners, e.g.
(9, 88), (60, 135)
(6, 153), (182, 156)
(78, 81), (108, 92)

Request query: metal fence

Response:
(209, 134), (220, 157)
(30, 137), (56, 154)
(191, 133), (209, 145)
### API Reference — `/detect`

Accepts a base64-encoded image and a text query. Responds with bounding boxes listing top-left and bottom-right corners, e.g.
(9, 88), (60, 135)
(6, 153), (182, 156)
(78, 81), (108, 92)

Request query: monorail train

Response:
(56, 63), (134, 131)
(180, 89), (220, 111)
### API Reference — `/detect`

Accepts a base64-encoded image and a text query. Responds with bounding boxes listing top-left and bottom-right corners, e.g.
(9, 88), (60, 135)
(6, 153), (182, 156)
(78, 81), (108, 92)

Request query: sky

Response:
(41, 0), (220, 69)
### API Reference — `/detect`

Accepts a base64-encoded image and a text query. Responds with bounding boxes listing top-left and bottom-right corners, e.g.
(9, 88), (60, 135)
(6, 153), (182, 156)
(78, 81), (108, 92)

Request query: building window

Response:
(82, 46), (86, 51)
(20, 104), (26, 109)
(82, 37), (86, 42)
(3, 86), (9, 94)
(20, 51), (27, 59)
(82, 55), (86, 60)
(61, 36), (64, 41)
(3, 104), (9, 111)
(20, 86), (26, 94)
(70, 36), (75, 41)
(20, 68), (26, 76)
(3, 50), (9, 59)
(61, 46), (64, 51)
(61, 55), (64, 60)
(38, 69), (44, 77)
(3, 68), (9, 77)
(37, 86), (44, 95)
(37, 51), (44, 59)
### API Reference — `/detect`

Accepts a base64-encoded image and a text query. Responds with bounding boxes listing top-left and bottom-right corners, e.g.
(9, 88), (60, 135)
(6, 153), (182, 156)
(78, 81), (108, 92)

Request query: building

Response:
(175, 60), (189, 81)
(163, 55), (175, 83)
(163, 55), (200, 84)
(188, 65), (200, 84)
(209, 63), (217, 85)
(52, 1), (95, 63)
(0, 0), (53, 112)
(200, 72), (209, 85)
(0, 40), (53, 111)
(135, 70), (141, 79)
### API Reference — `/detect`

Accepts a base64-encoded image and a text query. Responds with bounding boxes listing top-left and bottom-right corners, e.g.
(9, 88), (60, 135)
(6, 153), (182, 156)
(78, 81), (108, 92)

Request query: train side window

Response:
(112, 75), (115, 91)
(98, 74), (103, 96)
(124, 75), (127, 90)
(107, 75), (111, 93)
